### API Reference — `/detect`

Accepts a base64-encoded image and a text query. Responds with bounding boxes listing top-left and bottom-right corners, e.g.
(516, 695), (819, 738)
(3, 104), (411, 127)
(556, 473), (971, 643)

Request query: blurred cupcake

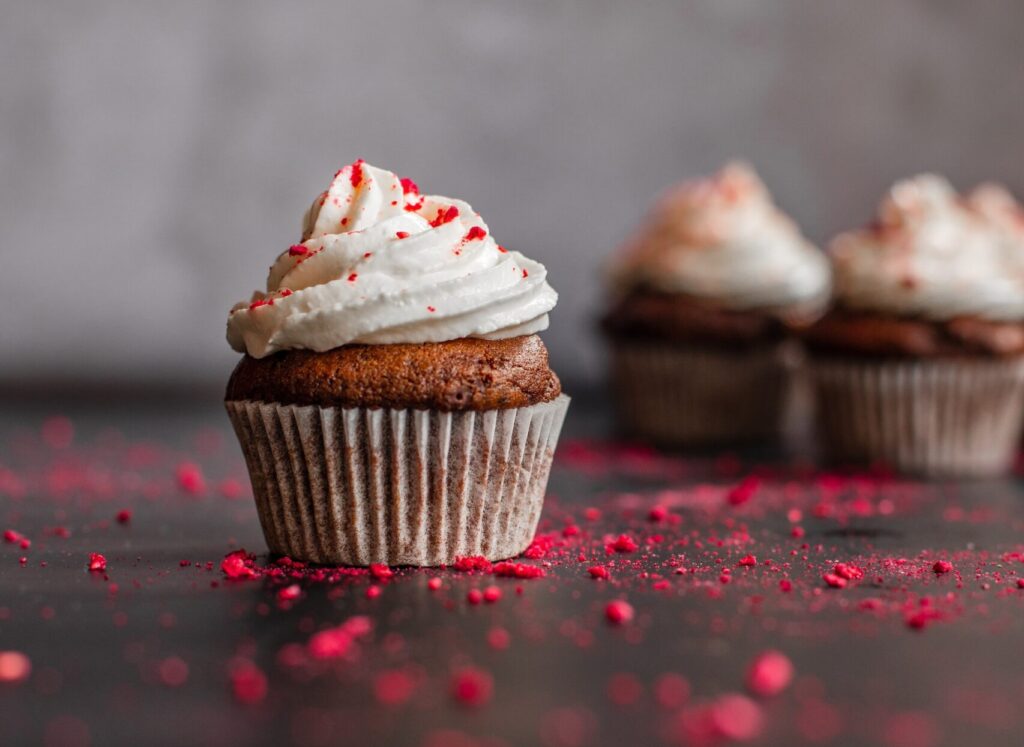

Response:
(804, 174), (1024, 476)
(602, 162), (830, 446)
(225, 160), (569, 565)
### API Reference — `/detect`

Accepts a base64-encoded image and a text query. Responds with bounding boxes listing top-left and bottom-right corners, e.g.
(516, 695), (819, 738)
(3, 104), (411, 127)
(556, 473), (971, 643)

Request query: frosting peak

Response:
(228, 161), (557, 358)
(609, 162), (830, 318)
(831, 174), (1024, 321)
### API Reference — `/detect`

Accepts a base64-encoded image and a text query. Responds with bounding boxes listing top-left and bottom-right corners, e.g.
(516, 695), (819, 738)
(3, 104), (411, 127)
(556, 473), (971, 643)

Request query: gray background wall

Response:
(3, 1), (1023, 393)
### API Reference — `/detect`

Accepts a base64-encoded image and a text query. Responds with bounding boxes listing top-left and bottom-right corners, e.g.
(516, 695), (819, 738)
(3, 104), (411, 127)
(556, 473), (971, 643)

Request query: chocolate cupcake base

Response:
(810, 357), (1024, 477)
(225, 395), (569, 566)
(609, 341), (798, 446)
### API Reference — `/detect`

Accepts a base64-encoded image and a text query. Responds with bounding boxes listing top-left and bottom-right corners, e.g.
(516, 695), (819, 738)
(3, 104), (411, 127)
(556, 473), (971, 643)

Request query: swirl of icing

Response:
(830, 174), (1024, 321)
(227, 161), (557, 358)
(609, 162), (830, 318)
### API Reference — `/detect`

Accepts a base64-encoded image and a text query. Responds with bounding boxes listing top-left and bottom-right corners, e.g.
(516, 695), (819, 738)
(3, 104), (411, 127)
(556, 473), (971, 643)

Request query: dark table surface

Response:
(0, 394), (1023, 747)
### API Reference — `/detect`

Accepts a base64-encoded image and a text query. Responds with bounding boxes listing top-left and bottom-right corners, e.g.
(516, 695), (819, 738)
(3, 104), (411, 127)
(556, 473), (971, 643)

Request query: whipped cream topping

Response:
(609, 162), (830, 317)
(831, 174), (1024, 321)
(228, 161), (557, 358)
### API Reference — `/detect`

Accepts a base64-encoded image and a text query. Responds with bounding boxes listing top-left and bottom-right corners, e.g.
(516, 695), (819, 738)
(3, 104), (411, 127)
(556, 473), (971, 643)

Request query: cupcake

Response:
(602, 163), (830, 446)
(225, 160), (569, 565)
(804, 174), (1024, 476)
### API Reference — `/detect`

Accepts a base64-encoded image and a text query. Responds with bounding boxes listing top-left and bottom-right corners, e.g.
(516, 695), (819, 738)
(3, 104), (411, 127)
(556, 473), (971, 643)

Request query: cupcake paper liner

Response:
(609, 341), (798, 446)
(810, 357), (1024, 477)
(225, 395), (569, 566)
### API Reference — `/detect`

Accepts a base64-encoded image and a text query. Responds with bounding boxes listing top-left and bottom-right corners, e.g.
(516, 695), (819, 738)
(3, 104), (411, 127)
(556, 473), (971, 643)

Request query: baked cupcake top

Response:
(830, 174), (1024, 321)
(608, 162), (830, 320)
(227, 161), (557, 359)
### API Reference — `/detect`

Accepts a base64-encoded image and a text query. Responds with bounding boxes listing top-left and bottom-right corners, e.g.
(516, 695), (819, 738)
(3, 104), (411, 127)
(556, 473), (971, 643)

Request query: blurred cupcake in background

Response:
(804, 174), (1024, 477)
(602, 162), (830, 446)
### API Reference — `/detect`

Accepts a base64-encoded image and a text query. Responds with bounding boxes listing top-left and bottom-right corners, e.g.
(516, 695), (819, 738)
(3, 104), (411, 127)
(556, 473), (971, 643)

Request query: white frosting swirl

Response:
(610, 162), (830, 316)
(830, 174), (1024, 321)
(228, 161), (557, 358)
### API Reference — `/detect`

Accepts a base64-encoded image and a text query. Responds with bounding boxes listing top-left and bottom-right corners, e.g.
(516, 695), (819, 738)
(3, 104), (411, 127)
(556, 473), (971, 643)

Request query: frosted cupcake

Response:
(804, 175), (1024, 476)
(225, 161), (569, 565)
(602, 163), (830, 446)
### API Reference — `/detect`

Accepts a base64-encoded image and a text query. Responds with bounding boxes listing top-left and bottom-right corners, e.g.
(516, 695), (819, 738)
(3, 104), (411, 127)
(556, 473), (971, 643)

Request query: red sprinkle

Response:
(88, 553), (107, 572)
(745, 650), (794, 697)
(605, 600), (634, 625)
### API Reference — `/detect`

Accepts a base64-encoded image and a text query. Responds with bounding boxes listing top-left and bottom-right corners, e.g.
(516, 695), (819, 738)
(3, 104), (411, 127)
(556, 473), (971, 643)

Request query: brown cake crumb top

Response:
(225, 335), (561, 411)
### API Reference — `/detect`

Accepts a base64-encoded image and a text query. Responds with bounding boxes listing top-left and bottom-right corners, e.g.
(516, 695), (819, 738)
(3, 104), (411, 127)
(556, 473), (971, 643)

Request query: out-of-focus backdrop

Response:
(3, 0), (1023, 395)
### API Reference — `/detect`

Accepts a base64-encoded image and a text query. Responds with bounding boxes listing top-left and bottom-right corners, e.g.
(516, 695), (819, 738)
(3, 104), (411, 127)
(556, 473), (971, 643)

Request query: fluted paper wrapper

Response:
(225, 396), (569, 566)
(609, 341), (798, 446)
(810, 358), (1024, 477)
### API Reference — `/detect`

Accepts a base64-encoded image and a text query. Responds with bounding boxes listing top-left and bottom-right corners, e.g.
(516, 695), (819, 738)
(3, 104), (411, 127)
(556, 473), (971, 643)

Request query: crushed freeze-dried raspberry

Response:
(229, 659), (267, 705)
(605, 600), (634, 625)
(88, 553), (106, 572)
(745, 650), (794, 697)
(450, 667), (493, 708)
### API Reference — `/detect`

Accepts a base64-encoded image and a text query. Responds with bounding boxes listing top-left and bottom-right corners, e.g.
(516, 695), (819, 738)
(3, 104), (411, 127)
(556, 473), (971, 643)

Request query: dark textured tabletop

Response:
(1, 395), (1023, 747)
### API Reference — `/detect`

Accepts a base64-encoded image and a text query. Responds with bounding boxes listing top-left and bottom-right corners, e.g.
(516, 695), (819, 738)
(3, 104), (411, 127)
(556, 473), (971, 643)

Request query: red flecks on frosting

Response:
(347, 273), (358, 283)
(395, 232), (410, 239)
(288, 244), (309, 257)
(349, 159), (365, 188)
(430, 206), (460, 227)
(88, 553), (107, 572)
(497, 245), (508, 253)
(450, 667), (493, 708)
(605, 600), (634, 625)
(464, 226), (487, 242)
(521, 268), (529, 278)
(400, 177), (419, 196)
(427, 306), (436, 313)
(745, 651), (794, 697)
